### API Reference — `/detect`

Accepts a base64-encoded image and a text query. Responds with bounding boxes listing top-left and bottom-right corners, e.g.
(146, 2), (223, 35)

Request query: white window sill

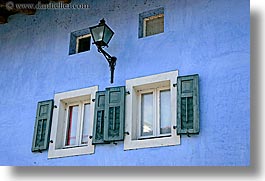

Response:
(48, 145), (94, 159)
(124, 134), (180, 150)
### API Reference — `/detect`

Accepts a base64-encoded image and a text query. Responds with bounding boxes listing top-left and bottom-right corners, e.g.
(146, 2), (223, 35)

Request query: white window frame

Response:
(48, 86), (98, 159)
(124, 70), (180, 150)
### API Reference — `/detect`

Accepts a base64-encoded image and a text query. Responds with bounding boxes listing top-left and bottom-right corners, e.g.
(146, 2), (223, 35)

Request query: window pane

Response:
(77, 36), (91, 53)
(66, 105), (79, 146)
(145, 15), (164, 37)
(81, 104), (90, 144)
(160, 90), (171, 134)
(141, 93), (153, 137)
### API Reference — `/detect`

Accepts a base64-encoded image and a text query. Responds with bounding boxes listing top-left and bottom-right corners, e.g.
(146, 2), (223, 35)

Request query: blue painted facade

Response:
(0, 0), (250, 166)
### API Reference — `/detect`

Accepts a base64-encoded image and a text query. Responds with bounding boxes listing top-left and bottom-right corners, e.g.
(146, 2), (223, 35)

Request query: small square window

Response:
(143, 14), (164, 37)
(76, 34), (91, 53)
(139, 7), (164, 38)
(69, 28), (91, 55)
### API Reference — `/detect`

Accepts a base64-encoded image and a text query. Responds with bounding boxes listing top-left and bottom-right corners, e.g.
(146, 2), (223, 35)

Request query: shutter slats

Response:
(92, 91), (106, 144)
(177, 74), (199, 135)
(32, 100), (54, 152)
(92, 86), (125, 144)
(104, 86), (125, 142)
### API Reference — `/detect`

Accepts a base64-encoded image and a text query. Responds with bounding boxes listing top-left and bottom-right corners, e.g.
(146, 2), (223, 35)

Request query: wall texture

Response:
(0, 0), (250, 166)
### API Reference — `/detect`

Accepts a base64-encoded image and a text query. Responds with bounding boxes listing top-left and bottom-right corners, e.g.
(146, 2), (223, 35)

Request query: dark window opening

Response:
(77, 36), (91, 53)
(69, 28), (91, 55)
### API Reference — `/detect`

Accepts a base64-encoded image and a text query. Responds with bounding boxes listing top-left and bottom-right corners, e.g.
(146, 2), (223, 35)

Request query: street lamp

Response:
(89, 19), (117, 84)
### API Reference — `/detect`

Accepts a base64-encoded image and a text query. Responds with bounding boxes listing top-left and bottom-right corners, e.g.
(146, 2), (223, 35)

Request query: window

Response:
(48, 86), (98, 158)
(76, 34), (91, 53)
(143, 14), (164, 37)
(64, 102), (90, 147)
(138, 88), (171, 139)
(69, 28), (91, 55)
(139, 7), (164, 38)
(124, 70), (180, 150)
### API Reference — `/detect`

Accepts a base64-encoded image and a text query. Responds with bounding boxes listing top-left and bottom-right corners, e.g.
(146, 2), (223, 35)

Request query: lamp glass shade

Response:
(103, 25), (114, 46)
(90, 20), (114, 47)
(90, 26), (104, 43)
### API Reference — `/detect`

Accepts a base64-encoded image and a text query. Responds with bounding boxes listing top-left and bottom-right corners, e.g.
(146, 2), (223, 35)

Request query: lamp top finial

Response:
(99, 19), (105, 25)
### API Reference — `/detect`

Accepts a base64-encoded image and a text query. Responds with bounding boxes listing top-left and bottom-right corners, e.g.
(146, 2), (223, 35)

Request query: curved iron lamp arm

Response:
(97, 46), (117, 84)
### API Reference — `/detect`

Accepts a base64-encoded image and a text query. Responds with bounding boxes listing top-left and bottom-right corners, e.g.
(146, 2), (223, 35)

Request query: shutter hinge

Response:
(124, 131), (130, 135)
(126, 91), (130, 95)
(49, 140), (53, 143)
(173, 125), (177, 129)
(92, 99), (95, 102)
(186, 131), (191, 137)
(89, 136), (93, 139)
(173, 83), (177, 87)
(54, 105), (57, 108)
(112, 142), (117, 145)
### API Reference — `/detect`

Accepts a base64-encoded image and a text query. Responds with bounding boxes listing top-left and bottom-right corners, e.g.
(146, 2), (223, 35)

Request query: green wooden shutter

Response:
(104, 86), (125, 142)
(177, 74), (199, 135)
(92, 91), (106, 144)
(32, 100), (54, 152)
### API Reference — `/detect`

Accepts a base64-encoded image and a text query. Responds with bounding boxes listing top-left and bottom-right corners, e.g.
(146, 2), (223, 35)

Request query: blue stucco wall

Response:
(0, 0), (250, 166)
